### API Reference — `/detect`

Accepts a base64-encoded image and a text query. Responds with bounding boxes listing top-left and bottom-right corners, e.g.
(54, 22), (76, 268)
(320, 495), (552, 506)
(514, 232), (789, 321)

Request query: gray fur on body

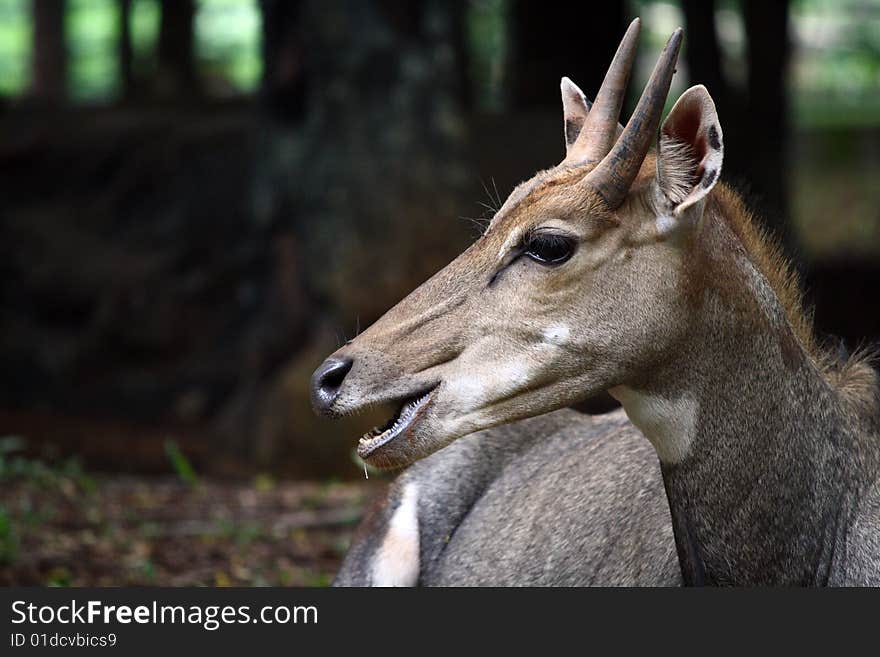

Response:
(334, 408), (680, 586)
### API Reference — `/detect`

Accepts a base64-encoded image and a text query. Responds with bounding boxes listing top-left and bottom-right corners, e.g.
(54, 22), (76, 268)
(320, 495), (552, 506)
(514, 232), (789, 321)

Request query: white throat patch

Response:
(610, 386), (698, 464)
(371, 483), (420, 587)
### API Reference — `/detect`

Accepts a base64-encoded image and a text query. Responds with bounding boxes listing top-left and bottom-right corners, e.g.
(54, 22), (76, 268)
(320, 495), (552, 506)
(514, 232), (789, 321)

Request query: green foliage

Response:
(213, 518), (262, 545)
(252, 472), (275, 492)
(791, 0), (880, 127)
(0, 0), (31, 96)
(138, 559), (157, 583)
(0, 437), (98, 574)
(467, 0), (509, 111)
(0, 0), (261, 101)
(46, 568), (72, 587)
(61, 459), (98, 493)
(0, 435), (26, 458)
(164, 439), (199, 487)
(302, 571), (332, 587)
(0, 436), (96, 492)
(3, 469), (367, 586)
(0, 505), (19, 565)
(1, 0), (878, 125)
(195, 0), (262, 94)
(67, 0), (121, 102)
(130, 0), (160, 77)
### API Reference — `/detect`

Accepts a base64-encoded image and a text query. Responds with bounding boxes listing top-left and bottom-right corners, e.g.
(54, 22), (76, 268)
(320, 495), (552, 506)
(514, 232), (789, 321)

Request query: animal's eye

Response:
(522, 232), (576, 265)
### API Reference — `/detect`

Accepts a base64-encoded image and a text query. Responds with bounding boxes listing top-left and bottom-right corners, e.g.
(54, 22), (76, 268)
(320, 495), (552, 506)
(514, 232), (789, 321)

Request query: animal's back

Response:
(335, 408), (680, 586)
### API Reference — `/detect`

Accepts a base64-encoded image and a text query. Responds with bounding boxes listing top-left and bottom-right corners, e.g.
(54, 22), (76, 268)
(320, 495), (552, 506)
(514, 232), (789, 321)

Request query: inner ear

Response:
(665, 106), (704, 160)
(658, 85), (724, 215)
(561, 77), (591, 151)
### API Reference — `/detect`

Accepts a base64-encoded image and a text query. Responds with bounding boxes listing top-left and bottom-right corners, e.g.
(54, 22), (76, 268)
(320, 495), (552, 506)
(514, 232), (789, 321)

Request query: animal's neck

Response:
(632, 336), (862, 585)
(615, 208), (878, 585)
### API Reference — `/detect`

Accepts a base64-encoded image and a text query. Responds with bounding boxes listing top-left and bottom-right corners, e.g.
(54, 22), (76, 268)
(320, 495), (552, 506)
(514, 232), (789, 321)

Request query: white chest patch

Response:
(371, 483), (420, 587)
(610, 386), (698, 464)
(542, 324), (571, 346)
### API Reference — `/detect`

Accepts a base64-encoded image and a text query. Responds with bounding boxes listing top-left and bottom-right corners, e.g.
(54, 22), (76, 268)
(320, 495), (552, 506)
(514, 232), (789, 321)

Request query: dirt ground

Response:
(0, 457), (383, 587)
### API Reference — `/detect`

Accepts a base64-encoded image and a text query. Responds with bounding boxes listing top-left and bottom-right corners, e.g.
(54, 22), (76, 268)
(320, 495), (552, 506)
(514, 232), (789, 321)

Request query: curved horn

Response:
(566, 18), (641, 165)
(587, 27), (684, 208)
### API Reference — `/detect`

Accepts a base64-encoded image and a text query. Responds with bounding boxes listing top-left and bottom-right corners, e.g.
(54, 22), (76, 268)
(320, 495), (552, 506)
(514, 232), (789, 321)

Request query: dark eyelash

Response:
(523, 230), (568, 249)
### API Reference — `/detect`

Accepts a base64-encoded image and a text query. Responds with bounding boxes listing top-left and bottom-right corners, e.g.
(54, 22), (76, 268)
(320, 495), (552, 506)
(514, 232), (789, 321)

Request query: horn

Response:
(567, 18), (641, 164)
(586, 27), (684, 208)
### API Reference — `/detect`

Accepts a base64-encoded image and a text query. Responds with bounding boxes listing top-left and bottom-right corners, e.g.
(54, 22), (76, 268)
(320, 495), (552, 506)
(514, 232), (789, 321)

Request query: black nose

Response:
(310, 355), (354, 414)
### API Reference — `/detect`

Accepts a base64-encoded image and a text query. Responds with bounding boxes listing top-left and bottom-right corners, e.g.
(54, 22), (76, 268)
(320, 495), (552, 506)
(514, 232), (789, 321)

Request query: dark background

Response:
(1, 0), (878, 585)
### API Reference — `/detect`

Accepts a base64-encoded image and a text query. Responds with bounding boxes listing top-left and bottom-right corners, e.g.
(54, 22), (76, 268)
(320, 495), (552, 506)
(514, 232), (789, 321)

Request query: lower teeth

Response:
(359, 391), (431, 446)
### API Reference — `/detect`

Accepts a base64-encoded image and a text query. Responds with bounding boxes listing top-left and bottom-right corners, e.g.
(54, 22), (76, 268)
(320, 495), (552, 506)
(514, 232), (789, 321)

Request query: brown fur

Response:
(708, 183), (878, 414)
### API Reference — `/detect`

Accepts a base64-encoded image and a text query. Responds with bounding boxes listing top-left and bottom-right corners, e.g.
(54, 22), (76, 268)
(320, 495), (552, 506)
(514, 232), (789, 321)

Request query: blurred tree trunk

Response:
(259, 0), (306, 121)
(449, 0), (471, 110)
(157, 0), (196, 97)
(681, 0), (739, 163)
(119, 0), (135, 100)
(682, 0), (725, 94)
(507, 0), (625, 108)
(682, 0), (794, 259)
(743, 0), (794, 255)
(31, 0), (66, 104)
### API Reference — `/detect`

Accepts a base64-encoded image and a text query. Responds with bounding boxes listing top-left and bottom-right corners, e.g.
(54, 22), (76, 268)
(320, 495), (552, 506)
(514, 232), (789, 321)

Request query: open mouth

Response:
(357, 385), (439, 459)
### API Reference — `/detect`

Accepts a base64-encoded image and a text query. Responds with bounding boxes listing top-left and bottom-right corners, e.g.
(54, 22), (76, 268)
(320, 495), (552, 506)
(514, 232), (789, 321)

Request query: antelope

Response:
(311, 19), (880, 586)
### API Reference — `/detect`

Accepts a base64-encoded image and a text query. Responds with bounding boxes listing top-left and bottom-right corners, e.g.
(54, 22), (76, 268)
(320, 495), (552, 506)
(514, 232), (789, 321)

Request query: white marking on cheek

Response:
(371, 483), (420, 587)
(452, 377), (487, 406)
(494, 360), (533, 388)
(542, 324), (570, 346)
(450, 359), (534, 410)
(610, 386), (697, 464)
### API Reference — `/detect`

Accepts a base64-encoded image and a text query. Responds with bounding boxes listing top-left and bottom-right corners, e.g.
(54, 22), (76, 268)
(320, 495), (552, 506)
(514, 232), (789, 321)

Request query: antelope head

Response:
(310, 19), (724, 469)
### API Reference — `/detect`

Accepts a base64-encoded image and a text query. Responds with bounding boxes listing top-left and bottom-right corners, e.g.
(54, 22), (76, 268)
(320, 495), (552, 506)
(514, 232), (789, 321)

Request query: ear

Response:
(560, 77), (591, 155)
(656, 85), (723, 218)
